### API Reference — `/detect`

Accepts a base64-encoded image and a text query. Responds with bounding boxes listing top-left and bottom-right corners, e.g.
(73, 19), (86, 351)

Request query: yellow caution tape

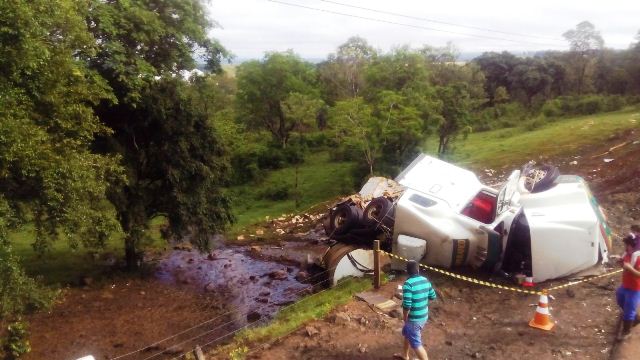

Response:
(545, 269), (622, 292)
(380, 250), (623, 296)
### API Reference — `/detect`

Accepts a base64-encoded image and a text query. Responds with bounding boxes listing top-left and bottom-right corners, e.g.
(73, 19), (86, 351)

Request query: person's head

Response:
(623, 233), (638, 252)
(407, 260), (419, 276)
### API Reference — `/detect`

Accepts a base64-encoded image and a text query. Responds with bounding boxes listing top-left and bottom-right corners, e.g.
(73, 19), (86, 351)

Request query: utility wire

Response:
(110, 267), (333, 360)
(140, 277), (332, 360)
(170, 276), (354, 360)
(268, 0), (563, 48)
(319, 0), (565, 42)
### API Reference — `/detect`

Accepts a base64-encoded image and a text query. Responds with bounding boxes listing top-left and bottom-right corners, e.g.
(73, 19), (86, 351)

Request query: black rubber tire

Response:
(330, 203), (363, 236)
(530, 165), (560, 193)
(322, 215), (333, 237)
(363, 197), (394, 228)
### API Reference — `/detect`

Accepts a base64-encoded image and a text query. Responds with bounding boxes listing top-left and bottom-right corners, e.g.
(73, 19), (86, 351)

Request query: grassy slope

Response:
(445, 108), (640, 168)
(9, 217), (166, 284)
(228, 151), (357, 232)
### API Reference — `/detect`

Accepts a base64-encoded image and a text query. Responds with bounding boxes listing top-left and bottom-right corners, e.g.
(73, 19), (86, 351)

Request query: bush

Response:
(473, 102), (530, 132)
(258, 182), (291, 201)
(604, 95), (626, 112)
(3, 320), (31, 360)
(541, 99), (562, 118)
(541, 95), (629, 119)
(578, 96), (604, 114)
(523, 116), (549, 131)
(0, 246), (58, 319)
(302, 131), (330, 148)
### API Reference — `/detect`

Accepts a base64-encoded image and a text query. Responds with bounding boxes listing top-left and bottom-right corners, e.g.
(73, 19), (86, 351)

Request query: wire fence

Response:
(110, 259), (343, 360)
(167, 275), (356, 360)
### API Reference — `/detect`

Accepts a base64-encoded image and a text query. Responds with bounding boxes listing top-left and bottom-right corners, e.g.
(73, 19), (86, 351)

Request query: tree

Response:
(374, 91), (426, 174)
(330, 92), (425, 177)
(563, 21), (604, 94)
(508, 59), (553, 108)
(436, 84), (472, 155)
(318, 37), (376, 104)
(365, 46), (430, 96)
(626, 31), (640, 94)
(474, 52), (519, 105)
(236, 51), (320, 148)
(87, 0), (232, 267)
(1, 0), (120, 317)
(101, 78), (233, 265)
(329, 98), (380, 176)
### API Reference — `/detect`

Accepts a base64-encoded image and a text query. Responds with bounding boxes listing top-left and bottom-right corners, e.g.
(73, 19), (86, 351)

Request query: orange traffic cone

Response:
(523, 276), (535, 287)
(529, 291), (555, 331)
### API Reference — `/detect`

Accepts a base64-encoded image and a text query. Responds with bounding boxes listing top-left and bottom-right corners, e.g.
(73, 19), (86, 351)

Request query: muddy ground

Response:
(18, 128), (640, 360)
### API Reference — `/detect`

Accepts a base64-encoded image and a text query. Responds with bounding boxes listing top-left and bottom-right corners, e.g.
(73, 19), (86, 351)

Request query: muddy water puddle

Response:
(155, 239), (329, 323)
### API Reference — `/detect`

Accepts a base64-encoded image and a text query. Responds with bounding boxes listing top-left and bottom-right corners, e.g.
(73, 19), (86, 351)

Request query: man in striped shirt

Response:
(395, 260), (437, 360)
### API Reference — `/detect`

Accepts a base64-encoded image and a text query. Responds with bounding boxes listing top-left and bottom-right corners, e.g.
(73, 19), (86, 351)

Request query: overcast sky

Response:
(206, 0), (640, 61)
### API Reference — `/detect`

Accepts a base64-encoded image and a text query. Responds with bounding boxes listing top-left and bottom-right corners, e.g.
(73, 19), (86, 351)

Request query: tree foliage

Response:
(318, 37), (376, 104)
(236, 51), (320, 148)
(102, 78), (233, 263)
(85, 0), (233, 267)
(436, 84), (472, 155)
(563, 21), (604, 94)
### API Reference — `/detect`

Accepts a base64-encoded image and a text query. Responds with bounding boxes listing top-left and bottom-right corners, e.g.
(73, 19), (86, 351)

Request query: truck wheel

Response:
(330, 203), (363, 236)
(530, 165), (560, 193)
(363, 197), (394, 229)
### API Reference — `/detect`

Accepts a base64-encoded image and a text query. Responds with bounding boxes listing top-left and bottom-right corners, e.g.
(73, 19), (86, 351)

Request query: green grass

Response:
(227, 151), (356, 232)
(219, 277), (371, 357)
(9, 217), (167, 285)
(440, 108), (640, 169)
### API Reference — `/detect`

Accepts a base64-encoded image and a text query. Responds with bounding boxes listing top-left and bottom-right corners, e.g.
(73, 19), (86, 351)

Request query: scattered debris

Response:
(295, 271), (309, 282)
(331, 312), (351, 324)
(269, 269), (288, 280)
(305, 326), (319, 337)
(604, 158), (614, 163)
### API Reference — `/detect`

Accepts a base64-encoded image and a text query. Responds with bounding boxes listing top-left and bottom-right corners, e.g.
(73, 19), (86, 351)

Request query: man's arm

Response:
(402, 282), (412, 322)
(427, 285), (437, 301)
(623, 261), (640, 277)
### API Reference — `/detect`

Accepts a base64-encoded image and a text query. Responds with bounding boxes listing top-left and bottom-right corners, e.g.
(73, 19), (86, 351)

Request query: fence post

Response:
(373, 240), (381, 289)
(193, 345), (206, 360)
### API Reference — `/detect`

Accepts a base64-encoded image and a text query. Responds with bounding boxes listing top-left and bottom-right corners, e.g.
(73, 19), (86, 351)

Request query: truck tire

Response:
(363, 197), (394, 229)
(330, 203), (363, 236)
(530, 165), (559, 193)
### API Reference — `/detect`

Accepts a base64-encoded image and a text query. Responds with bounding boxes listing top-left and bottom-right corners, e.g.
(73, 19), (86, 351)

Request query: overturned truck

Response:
(322, 154), (612, 285)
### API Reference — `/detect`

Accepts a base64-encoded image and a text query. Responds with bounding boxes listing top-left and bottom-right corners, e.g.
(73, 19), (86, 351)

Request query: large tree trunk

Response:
(124, 235), (138, 270)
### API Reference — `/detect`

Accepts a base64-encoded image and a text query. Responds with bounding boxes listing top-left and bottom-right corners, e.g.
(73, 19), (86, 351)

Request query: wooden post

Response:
(373, 240), (381, 289)
(193, 345), (206, 360)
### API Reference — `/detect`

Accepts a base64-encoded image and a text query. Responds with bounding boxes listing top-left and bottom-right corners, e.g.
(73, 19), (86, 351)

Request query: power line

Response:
(169, 275), (354, 360)
(267, 0), (563, 48)
(319, 0), (566, 42)
(110, 263), (338, 360)
(140, 277), (331, 360)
